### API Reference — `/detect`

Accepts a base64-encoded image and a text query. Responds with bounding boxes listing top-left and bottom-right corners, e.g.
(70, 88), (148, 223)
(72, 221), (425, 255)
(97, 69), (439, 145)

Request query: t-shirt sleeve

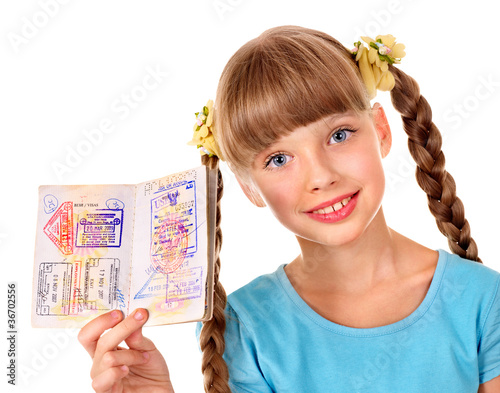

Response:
(196, 304), (273, 393)
(478, 275), (500, 384)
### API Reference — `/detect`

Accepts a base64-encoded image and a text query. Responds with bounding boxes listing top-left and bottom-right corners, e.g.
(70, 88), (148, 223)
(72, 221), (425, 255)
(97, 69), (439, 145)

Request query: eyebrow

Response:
(322, 112), (360, 125)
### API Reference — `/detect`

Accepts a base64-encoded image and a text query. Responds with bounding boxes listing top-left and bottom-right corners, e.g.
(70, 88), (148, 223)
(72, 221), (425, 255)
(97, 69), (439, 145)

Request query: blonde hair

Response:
(199, 25), (481, 393)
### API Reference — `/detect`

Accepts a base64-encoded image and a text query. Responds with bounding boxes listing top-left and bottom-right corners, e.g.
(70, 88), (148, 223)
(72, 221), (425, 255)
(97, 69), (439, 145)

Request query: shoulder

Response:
(438, 250), (500, 323)
(224, 264), (298, 336)
(440, 249), (500, 287)
(226, 266), (285, 320)
(228, 266), (284, 301)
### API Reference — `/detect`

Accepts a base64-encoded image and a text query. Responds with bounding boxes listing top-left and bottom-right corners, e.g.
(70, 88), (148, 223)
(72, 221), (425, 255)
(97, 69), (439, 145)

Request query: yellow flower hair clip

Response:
(187, 99), (224, 160)
(351, 34), (406, 100)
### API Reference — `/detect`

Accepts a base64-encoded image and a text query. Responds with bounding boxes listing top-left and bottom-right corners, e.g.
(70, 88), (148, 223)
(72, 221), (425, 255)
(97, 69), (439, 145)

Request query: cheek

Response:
(260, 178), (295, 208)
(350, 148), (386, 189)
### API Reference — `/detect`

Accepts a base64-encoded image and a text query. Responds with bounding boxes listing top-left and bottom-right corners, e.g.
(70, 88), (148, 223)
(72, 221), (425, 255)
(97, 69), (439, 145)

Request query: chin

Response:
(295, 224), (366, 249)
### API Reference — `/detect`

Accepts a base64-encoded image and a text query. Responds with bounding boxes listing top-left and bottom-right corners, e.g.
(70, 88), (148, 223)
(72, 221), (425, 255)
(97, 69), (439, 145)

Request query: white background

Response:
(2, 0), (499, 392)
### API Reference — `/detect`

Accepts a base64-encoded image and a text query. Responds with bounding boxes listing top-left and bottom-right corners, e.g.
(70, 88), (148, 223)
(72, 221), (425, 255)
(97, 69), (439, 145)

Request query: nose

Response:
(302, 149), (338, 192)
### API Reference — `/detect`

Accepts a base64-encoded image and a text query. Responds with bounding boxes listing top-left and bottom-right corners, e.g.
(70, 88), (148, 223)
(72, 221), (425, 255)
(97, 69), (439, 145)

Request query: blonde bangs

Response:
(215, 26), (370, 175)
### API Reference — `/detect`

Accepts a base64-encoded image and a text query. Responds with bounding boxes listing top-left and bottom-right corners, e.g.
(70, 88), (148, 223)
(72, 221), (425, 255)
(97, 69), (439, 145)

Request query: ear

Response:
(236, 176), (266, 208)
(372, 103), (392, 158)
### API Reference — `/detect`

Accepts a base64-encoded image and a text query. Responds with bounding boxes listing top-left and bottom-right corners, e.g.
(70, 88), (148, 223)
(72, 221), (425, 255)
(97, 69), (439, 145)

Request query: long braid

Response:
(389, 66), (481, 263)
(199, 154), (231, 392)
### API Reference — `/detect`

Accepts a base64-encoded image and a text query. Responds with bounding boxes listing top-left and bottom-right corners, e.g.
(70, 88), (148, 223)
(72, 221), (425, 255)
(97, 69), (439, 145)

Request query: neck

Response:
(290, 208), (404, 294)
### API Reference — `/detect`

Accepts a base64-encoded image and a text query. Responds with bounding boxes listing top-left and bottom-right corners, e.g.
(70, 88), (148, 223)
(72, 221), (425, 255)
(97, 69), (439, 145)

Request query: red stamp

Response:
(43, 202), (74, 255)
(150, 219), (188, 274)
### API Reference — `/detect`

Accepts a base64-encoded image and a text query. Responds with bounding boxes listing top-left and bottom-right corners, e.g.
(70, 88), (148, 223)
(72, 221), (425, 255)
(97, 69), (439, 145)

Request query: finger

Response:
(100, 349), (150, 370)
(124, 325), (157, 352)
(95, 309), (149, 356)
(78, 310), (123, 357)
(91, 365), (129, 393)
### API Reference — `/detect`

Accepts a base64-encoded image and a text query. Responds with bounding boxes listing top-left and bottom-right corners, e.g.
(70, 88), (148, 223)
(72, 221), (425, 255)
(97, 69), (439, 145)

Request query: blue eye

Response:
(329, 128), (355, 144)
(265, 153), (292, 169)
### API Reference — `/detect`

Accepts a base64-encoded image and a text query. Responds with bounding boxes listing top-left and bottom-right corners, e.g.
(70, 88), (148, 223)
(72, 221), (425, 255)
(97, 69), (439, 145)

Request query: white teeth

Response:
(324, 206), (334, 214)
(311, 196), (353, 214)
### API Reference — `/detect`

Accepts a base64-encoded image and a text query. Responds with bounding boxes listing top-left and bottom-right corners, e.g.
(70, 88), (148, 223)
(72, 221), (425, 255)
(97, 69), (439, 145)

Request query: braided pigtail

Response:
(199, 154), (231, 393)
(389, 66), (481, 263)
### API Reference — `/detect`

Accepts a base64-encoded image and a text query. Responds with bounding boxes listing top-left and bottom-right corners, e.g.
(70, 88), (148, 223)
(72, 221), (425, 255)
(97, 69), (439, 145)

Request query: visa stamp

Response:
(36, 262), (73, 316)
(76, 210), (123, 248)
(166, 266), (203, 302)
(150, 180), (199, 273)
(133, 270), (163, 300)
(36, 260), (83, 315)
(150, 219), (188, 274)
(106, 198), (125, 210)
(36, 258), (120, 316)
(83, 258), (121, 311)
(43, 194), (58, 214)
(43, 201), (74, 255)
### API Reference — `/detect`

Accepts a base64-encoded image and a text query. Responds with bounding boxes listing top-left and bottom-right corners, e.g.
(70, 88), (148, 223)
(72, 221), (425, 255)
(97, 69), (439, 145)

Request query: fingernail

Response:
(111, 310), (121, 319)
(134, 310), (144, 321)
(143, 352), (150, 361)
(120, 365), (128, 372)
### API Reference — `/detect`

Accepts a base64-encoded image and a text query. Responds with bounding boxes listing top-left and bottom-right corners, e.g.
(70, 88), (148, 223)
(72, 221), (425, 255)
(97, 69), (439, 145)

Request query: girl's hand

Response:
(78, 308), (174, 393)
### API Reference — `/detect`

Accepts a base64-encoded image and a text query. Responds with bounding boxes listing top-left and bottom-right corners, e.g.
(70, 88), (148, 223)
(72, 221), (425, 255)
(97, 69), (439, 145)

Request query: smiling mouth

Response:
(311, 196), (352, 214)
(304, 192), (359, 223)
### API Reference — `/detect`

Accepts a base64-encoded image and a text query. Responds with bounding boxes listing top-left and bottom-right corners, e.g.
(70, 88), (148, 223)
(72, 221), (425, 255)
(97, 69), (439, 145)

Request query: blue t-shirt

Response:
(197, 250), (500, 392)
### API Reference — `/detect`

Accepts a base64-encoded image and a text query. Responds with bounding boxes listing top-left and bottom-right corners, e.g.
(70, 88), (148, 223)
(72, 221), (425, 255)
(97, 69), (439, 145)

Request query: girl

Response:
(78, 26), (500, 392)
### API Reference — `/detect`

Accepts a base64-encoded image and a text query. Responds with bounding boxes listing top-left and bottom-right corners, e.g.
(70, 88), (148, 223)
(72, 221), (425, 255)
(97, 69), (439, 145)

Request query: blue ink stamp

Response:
(75, 209), (124, 248)
(166, 266), (203, 302)
(167, 190), (179, 206)
(106, 198), (125, 210)
(116, 288), (126, 310)
(133, 270), (160, 300)
(134, 179), (200, 301)
(43, 194), (58, 214)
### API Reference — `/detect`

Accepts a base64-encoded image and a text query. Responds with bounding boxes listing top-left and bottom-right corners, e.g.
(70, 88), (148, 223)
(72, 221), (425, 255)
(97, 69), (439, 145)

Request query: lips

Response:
(304, 192), (359, 223)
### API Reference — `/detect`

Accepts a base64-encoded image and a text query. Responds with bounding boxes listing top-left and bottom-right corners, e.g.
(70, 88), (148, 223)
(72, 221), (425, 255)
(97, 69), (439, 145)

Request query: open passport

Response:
(32, 165), (217, 328)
